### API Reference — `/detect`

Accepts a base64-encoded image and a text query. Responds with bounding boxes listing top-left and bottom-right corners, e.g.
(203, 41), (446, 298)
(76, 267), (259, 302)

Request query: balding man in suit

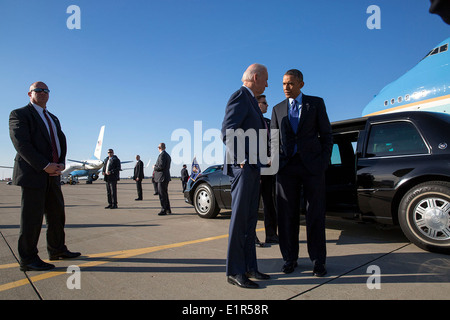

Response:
(222, 64), (271, 289)
(9, 81), (80, 271)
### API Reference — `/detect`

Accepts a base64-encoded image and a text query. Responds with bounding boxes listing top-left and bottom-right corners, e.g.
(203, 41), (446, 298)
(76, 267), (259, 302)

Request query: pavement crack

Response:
(287, 242), (412, 300)
(0, 230), (43, 300)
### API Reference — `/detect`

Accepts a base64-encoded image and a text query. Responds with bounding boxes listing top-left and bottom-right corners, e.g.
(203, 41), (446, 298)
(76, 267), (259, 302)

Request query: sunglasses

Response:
(31, 88), (50, 93)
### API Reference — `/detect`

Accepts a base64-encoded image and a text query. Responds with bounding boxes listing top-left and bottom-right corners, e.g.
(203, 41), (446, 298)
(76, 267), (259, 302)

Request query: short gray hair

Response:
(241, 64), (267, 82)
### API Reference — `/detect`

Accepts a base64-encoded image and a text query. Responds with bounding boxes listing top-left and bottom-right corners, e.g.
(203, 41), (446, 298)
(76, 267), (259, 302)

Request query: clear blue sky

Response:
(1, 0), (448, 178)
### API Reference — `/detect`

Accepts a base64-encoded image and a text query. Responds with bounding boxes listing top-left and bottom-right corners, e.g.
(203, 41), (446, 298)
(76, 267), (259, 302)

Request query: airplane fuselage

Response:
(362, 38), (450, 116)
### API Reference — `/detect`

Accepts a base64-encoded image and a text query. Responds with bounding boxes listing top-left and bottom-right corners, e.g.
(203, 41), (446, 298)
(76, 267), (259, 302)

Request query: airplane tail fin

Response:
(93, 125), (105, 160)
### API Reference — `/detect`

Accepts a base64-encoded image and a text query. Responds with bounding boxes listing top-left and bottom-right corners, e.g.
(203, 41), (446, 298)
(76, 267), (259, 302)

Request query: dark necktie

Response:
(290, 100), (300, 155)
(43, 109), (59, 163)
(290, 99), (299, 132)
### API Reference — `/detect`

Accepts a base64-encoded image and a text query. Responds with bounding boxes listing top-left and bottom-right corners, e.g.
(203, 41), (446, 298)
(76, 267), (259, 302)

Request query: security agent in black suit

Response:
(180, 164), (189, 192)
(222, 64), (271, 289)
(256, 94), (278, 244)
(133, 155), (144, 200)
(271, 69), (332, 277)
(9, 81), (80, 271)
(153, 143), (171, 215)
(103, 148), (121, 209)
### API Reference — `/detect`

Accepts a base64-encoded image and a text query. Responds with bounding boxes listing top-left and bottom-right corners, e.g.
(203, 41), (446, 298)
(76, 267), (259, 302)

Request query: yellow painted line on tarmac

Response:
(0, 228), (265, 293)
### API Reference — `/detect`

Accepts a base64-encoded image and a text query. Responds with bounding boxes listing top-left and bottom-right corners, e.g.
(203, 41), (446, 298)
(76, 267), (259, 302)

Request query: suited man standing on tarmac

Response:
(9, 81), (80, 271)
(271, 69), (333, 277)
(153, 143), (171, 215)
(103, 148), (121, 209)
(133, 155), (145, 200)
(256, 94), (278, 244)
(221, 63), (271, 289)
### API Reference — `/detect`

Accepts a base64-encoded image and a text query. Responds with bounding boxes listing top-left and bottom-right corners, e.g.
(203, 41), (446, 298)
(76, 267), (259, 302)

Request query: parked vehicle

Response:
(184, 111), (450, 254)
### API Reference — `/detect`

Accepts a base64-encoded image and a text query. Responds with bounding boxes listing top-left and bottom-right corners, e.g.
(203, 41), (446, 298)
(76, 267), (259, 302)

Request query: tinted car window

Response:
(330, 144), (342, 165)
(366, 121), (428, 157)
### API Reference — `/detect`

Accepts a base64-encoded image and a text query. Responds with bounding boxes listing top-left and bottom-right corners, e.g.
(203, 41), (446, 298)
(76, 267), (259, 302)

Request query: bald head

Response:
(28, 81), (49, 108)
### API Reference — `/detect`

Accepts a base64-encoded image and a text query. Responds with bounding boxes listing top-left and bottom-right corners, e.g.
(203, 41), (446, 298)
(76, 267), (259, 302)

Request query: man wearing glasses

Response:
(9, 81), (80, 271)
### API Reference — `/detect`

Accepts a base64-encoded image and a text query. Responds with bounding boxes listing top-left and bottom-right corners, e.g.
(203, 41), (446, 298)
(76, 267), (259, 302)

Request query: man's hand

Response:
(45, 163), (64, 176)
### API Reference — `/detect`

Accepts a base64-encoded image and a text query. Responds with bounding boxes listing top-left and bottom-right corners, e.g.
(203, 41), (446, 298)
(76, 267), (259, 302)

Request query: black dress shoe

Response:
(158, 211), (167, 216)
(105, 205), (112, 209)
(265, 236), (279, 244)
(313, 263), (327, 277)
(135, 198), (143, 201)
(49, 250), (81, 261)
(20, 259), (55, 271)
(255, 237), (265, 247)
(110, 205), (118, 209)
(282, 261), (298, 274)
(246, 270), (270, 280)
(227, 274), (259, 289)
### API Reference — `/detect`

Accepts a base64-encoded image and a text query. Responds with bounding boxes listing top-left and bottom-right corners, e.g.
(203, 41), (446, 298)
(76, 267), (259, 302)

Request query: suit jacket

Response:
(103, 155), (121, 182)
(133, 160), (144, 180)
(271, 94), (333, 175)
(153, 150), (171, 183)
(9, 103), (67, 188)
(180, 167), (189, 182)
(221, 86), (266, 176)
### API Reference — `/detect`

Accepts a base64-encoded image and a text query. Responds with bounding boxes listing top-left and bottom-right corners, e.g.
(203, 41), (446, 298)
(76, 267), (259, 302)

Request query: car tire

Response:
(193, 183), (220, 219)
(398, 181), (450, 254)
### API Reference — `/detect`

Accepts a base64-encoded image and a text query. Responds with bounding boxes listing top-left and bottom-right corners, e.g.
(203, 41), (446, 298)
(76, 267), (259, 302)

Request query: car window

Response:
(330, 144), (342, 165)
(366, 121), (428, 157)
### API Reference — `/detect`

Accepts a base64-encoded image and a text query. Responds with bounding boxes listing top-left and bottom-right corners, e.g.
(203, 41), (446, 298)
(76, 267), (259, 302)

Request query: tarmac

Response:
(0, 180), (449, 303)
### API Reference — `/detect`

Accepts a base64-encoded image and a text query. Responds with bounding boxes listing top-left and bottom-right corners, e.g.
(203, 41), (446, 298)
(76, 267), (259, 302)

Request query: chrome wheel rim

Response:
(414, 197), (450, 241)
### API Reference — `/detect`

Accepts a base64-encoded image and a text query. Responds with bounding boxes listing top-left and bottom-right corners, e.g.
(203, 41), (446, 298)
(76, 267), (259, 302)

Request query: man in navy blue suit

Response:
(221, 64), (270, 288)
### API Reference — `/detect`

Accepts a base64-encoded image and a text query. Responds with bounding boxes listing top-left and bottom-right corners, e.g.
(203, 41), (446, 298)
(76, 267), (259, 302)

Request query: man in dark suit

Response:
(103, 148), (121, 209)
(271, 69), (333, 277)
(221, 63), (270, 289)
(133, 154), (144, 200)
(9, 81), (80, 271)
(153, 143), (171, 215)
(180, 164), (189, 192)
(256, 94), (278, 244)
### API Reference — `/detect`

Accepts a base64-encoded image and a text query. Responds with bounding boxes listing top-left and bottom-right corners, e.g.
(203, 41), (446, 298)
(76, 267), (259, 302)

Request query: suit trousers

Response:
(106, 180), (118, 206)
(276, 154), (327, 265)
(157, 180), (171, 212)
(260, 174), (278, 240)
(226, 165), (260, 276)
(18, 176), (67, 264)
(136, 180), (143, 199)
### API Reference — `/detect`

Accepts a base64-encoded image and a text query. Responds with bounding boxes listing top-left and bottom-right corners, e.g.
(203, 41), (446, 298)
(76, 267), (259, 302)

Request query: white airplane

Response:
(362, 37), (450, 117)
(62, 126), (106, 184)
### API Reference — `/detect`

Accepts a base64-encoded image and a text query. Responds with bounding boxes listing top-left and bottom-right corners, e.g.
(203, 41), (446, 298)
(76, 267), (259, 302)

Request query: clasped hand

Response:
(45, 163), (65, 176)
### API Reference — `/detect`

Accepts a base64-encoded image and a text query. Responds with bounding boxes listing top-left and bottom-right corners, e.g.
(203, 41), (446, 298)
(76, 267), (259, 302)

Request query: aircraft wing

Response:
(120, 161), (133, 164)
(67, 159), (88, 165)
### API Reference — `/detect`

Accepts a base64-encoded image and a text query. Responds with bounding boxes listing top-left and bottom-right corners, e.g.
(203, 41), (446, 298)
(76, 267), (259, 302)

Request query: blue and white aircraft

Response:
(362, 37), (450, 117)
(62, 126), (106, 184)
